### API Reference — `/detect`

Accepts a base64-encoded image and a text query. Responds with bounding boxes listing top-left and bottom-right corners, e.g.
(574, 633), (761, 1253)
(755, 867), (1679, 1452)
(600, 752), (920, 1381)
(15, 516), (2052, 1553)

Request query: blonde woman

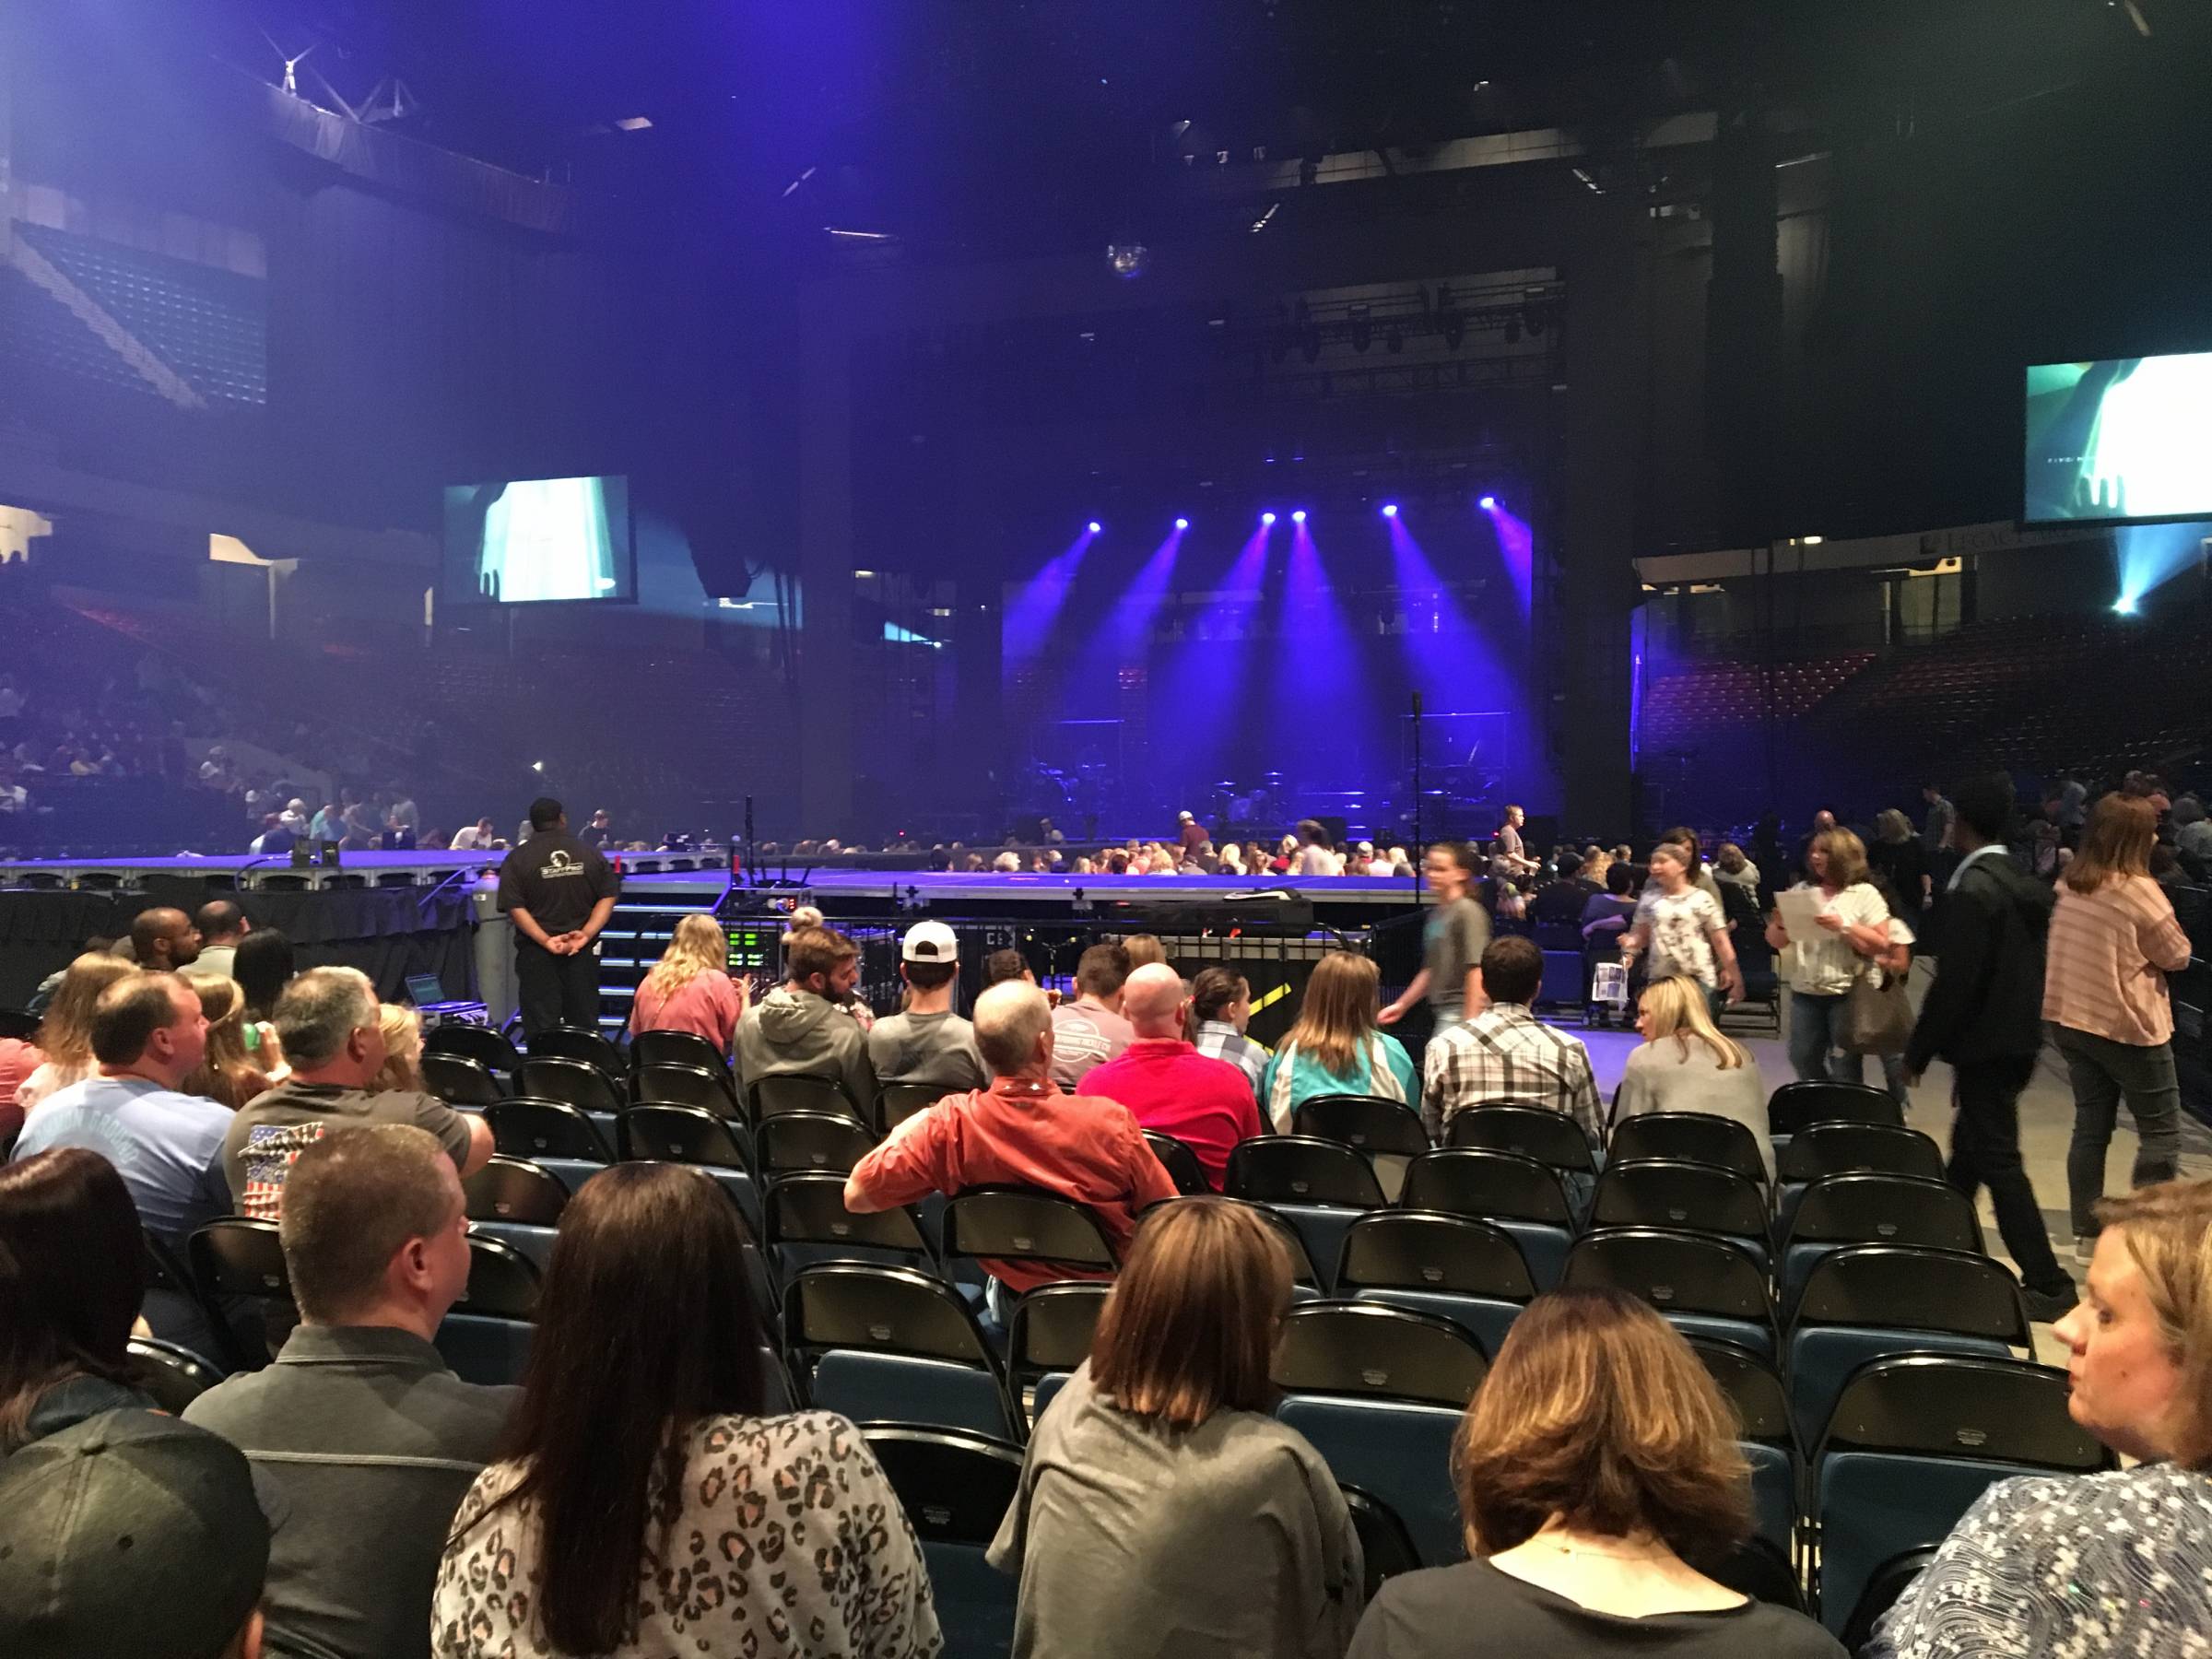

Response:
(2045, 794), (2194, 1251)
(180, 974), (281, 1110)
(1614, 976), (1771, 1174)
(630, 912), (747, 1054)
(372, 1003), (424, 1093)
(989, 1198), (1364, 1658)
(15, 952), (135, 1112)
(1260, 950), (1418, 1133)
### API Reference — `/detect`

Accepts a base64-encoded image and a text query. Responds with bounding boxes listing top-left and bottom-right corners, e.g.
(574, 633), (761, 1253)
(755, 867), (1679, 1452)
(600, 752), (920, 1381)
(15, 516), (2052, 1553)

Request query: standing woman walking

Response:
(2045, 793), (2194, 1260)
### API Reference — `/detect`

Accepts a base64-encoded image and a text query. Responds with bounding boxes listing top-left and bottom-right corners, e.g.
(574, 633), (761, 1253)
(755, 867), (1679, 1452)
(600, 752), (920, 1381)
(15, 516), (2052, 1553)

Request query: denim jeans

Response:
(2053, 1023), (2182, 1238)
(1788, 988), (1908, 1103)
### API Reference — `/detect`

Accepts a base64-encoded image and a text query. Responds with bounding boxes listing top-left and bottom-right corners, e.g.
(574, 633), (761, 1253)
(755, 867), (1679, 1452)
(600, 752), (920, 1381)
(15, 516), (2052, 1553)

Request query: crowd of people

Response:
(0, 761), (2206, 1657)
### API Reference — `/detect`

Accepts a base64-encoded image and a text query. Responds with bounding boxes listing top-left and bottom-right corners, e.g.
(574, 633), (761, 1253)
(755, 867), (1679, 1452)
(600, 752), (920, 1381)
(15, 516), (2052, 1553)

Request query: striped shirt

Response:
(1192, 1020), (1267, 1090)
(1421, 1004), (1603, 1143)
(2042, 873), (2194, 1047)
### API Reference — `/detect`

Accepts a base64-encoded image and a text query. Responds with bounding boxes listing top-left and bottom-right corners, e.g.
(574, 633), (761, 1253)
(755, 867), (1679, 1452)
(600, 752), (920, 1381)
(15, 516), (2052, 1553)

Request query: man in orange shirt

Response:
(845, 980), (1177, 1294)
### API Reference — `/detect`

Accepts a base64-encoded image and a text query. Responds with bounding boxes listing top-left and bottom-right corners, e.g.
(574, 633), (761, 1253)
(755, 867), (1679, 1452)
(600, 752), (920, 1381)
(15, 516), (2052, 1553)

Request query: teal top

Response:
(1259, 1031), (1419, 1135)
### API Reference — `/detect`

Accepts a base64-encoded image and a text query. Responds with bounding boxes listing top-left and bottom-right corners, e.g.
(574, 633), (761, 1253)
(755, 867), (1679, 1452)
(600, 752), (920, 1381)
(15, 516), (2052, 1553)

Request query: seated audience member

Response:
(224, 967), (492, 1219)
(1189, 966), (1267, 1091)
(131, 905), (203, 975)
(1423, 936), (1602, 1143)
(1084, 965), (1260, 1189)
(0, 1407), (272, 1659)
(0, 1030), (37, 1146)
(0, 1148), (155, 1449)
(733, 923), (878, 1112)
(846, 982), (1178, 1291)
(1528, 857), (1594, 927)
(373, 1003), (423, 1092)
(449, 817), (498, 851)
(233, 926), (297, 1023)
(1346, 1288), (1842, 1658)
(1613, 977), (1772, 1175)
(990, 1198), (1363, 1656)
(1122, 934), (1169, 970)
(1050, 941), (1137, 1088)
(1872, 1178), (2212, 1657)
(628, 912), (747, 1054)
(192, 900), (252, 981)
(984, 947), (1039, 988)
(14, 951), (136, 1112)
(9, 973), (230, 1250)
(180, 975), (280, 1111)
(868, 921), (986, 1094)
(1260, 951), (1418, 1134)
(433, 1161), (940, 1657)
(187, 1127), (518, 1659)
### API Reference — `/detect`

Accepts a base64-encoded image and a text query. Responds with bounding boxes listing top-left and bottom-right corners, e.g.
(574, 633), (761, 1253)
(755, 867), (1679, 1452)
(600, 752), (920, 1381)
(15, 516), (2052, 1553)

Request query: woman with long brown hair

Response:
(1346, 1288), (1840, 1656)
(432, 1161), (938, 1658)
(1762, 826), (1913, 1100)
(2044, 793), (2194, 1257)
(989, 1197), (1363, 1657)
(1261, 949), (1418, 1133)
(15, 951), (135, 1112)
(180, 973), (280, 1110)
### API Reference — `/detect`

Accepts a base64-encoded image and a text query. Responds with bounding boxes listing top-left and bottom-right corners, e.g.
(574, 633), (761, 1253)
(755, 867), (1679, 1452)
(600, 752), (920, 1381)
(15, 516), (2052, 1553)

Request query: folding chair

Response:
(526, 1023), (625, 1078)
(1340, 1487), (1425, 1599)
(1212, 1196), (1326, 1295)
(757, 1110), (879, 1178)
(462, 1156), (569, 1268)
(1767, 1080), (1900, 1143)
(1006, 1281), (1110, 1426)
(521, 1055), (625, 1118)
(877, 1081), (951, 1135)
(629, 1028), (729, 1077)
(1689, 1337), (1798, 1559)
(1397, 1148), (1578, 1289)
(1271, 1301), (1488, 1408)
(1142, 1130), (1212, 1196)
(143, 1227), (251, 1372)
(1292, 1094), (1430, 1201)
(1786, 1244), (2029, 1451)
(424, 1021), (522, 1078)
(1608, 1112), (1768, 1185)
(785, 1263), (1018, 1441)
(942, 1186), (1119, 1287)
(486, 1100), (617, 1164)
(1772, 1123), (1946, 1239)
(1813, 1355), (2111, 1636)
(764, 1171), (935, 1277)
(864, 1426), (1025, 1659)
(435, 1235), (542, 1386)
(1223, 1137), (1385, 1289)
(634, 1060), (742, 1118)
(1443, 1103), (1597, 1218)
(1335, 1210), (1536, 1358)
(1779, 1174), (1983, 1313)
(422, 1052), (506, 1108)
(127, 1337), (225, 1414)
(751, 1071), (865, 1126)
(1589, 1159), (1771, 1271)
(622, 1103), (759, 1232)
(1562, 1227), (1779, 1359)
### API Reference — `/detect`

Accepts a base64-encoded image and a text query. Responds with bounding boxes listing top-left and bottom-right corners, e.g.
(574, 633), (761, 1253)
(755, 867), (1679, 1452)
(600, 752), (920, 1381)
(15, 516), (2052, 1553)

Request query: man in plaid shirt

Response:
(1421, 935), (1603, 1143)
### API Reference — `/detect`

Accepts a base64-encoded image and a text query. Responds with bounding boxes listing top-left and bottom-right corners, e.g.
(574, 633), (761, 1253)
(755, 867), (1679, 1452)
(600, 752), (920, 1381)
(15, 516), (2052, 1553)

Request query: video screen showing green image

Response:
(443, 475), (633, 604)
(2024, 353), (2212, 524)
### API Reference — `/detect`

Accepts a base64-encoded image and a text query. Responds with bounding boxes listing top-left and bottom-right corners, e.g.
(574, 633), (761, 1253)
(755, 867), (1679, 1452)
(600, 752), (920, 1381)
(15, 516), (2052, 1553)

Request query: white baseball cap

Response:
(902, 920), (959, 963)
(1178, 809), (1194, 820)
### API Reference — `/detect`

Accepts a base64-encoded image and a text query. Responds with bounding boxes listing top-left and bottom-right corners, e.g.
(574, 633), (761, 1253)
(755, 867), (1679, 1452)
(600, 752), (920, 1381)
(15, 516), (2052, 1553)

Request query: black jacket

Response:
(1907, 849), (2054, 1070)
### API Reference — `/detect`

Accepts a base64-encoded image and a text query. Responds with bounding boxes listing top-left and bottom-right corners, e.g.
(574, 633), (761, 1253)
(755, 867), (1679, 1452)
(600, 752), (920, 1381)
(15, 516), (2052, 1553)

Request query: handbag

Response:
(1841, 962), (1914, 1055)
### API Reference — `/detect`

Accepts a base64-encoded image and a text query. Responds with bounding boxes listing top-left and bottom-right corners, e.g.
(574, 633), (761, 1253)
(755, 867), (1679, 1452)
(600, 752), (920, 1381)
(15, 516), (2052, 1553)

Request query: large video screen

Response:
(442, 476), (633, 604)
(2025, 353), (2212, 524)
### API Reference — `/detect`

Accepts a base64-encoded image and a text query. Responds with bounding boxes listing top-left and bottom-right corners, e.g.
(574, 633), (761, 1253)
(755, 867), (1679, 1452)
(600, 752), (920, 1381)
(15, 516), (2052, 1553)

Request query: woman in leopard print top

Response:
(431, 1164), (940, 1659)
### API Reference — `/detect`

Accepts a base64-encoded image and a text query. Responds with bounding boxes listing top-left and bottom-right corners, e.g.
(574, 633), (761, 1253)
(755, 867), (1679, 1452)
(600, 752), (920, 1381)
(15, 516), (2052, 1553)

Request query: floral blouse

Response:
(433, 1411), (943, 1659)
(1869, 1463), (2212, 1658)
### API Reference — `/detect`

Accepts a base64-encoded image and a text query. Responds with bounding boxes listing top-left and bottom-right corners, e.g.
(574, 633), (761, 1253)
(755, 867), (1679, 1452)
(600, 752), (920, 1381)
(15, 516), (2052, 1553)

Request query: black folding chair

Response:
(1223, 1136), (1387, 1209)
(1442, 1103), (1596, 1174)
(424, 1022), (522, 1077)
(1292, 1095), (1431, 1158)
(1006, 1280), (1111, 1418)
(1341, 1487), (1425, 1600)
(863, 1426), (1026, 1658)
(1768, 1081), (1901, 1139)
(486, 1099), (618, 1163)
(877, 1081), (952, 1135)
(462, 1156), (570, 1225)
(634, 1060), (742, 1118)
(526, 1023), (625, 1078)
(422, 1052), (505, 1108)
(764, 1171), (936, 1275)
(521, 1055), (625, 1116)
(1563, 1227), (1779, 1359)
(942, 1186), (1119, 1282)
(1271, 1301), (1488, 1407)
(1589, 1159), (1772, 1265)
(751, 1072), (865, 1126)
(625, 1102), (753, 1171)
(127, 1337), (225, 1414)
(757, 1110), (880, 1177)
(1142, 1130), (1212, 1195)
(1608, 1112), (1768, 1184)
(629, 1028), (730, 1076)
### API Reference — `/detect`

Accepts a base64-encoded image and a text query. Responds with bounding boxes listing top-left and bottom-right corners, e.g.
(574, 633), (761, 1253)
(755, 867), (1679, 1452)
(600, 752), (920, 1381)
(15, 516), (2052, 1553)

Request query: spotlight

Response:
(1087, 521), (1102, 535)
(1291, 510), (1308, 524)
(1381, 503), (1399, 518)
(2114, 594), (2140, 616)
(1172, 517), (1189, 531)
(1260, 512), (1277, 526)
(1477, 495), (1497, 511)
(1106, 243), (1149, 280)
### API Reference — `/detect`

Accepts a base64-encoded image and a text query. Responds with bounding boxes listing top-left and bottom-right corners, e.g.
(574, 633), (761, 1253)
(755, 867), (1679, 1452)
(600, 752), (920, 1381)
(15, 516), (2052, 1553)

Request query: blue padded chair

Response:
(1397, 1148), (1577, 1289)
(864, 1426), (1023, 1659)
(1786, 1244), (2028, 1452)
(623, 1103), (759, 1233)
(785, 1263), (1018, 1441)
(1590, 1159), (1771, 1272)
(1772, 1122), (1946, 1240)
(1814, 1355), (2111, 1637)
(1277, 1392), (1469, 1569)
(1689, 1337), (1798, 1559)
(1562, 1227), (1778, 1359)
(1292, 1094), (1430, 1201)
(1608, 1112), (1768, 1186)
(1780, 1174), (1983, 1314)
(1335, 1210), (1535, 1358)
(1225, 1137), (1387, 1291)
(765, 1171), (936, 1277)
(1006, 1281), (1110, 1429)
(434, 1235), (540, 1386)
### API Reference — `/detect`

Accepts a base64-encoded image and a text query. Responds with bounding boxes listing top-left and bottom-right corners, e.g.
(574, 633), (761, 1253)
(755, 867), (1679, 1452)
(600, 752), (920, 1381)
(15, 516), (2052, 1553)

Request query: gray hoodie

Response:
(734, 985), (877, 1114)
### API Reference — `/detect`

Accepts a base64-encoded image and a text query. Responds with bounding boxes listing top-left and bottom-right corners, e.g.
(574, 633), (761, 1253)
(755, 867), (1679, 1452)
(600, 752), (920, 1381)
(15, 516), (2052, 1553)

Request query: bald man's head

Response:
(1120, 962), (1188, 1040)
(974, 980), (1053, 1078)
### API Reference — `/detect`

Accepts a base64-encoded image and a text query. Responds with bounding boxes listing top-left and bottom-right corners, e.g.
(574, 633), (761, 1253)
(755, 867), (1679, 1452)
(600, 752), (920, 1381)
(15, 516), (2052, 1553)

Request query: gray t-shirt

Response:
(1424, 896), (1492, 1020)
(865, 1007), (986, 1093)
(223, 1081), (476, 1220)
(989, 1363), (1363, 1659)
(185, 1324), (517, 1659)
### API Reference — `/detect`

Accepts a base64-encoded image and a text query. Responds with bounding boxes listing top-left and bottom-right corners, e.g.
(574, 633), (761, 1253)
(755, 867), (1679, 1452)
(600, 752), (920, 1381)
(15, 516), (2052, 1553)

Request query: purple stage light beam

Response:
(1002, 523), (1100, 665)
(1487, 500), (1534, 614)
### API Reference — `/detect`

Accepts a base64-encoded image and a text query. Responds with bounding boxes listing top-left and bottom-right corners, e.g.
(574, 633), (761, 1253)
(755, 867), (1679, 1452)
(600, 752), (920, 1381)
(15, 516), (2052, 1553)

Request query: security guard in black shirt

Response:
(497, 796), (621, 1037)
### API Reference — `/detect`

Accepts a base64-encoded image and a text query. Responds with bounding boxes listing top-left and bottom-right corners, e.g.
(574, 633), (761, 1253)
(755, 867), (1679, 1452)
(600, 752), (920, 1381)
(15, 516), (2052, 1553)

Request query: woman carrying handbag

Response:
(1765, 827), (1916, 1103)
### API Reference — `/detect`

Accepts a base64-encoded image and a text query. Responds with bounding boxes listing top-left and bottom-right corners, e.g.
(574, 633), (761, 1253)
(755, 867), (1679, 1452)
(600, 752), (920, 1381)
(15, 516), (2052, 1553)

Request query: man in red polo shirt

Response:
(1082, 963), (1260, 1190)
(844, 980), (1177, 1292)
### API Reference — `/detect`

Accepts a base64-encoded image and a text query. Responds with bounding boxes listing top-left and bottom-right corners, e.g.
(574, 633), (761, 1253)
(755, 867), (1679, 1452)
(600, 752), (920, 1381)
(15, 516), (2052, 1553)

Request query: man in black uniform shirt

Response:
(497, 796), (620, 1038)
